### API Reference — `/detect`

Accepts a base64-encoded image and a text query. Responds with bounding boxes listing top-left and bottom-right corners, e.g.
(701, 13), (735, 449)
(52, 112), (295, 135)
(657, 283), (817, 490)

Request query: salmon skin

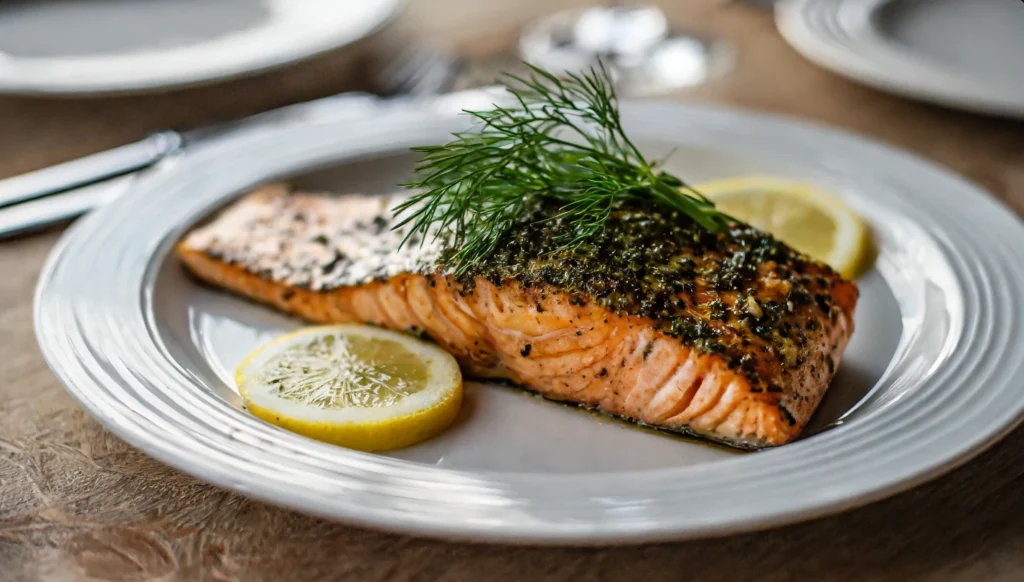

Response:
(178, 184), (857, 449)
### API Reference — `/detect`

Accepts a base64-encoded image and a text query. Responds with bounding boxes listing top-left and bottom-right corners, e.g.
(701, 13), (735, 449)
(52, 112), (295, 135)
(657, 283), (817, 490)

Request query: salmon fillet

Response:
(178, 184), (857, 449)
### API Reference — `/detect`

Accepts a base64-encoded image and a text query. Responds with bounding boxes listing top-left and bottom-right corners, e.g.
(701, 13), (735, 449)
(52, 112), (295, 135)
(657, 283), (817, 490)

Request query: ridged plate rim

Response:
(34, 101), (1024, 544)
(776, 0), (1024, 118)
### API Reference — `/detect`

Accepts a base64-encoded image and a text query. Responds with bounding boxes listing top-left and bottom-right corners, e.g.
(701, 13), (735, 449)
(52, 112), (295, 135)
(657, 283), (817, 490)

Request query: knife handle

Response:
(0, 173), (137, 239)
(0, 131), (182, 208)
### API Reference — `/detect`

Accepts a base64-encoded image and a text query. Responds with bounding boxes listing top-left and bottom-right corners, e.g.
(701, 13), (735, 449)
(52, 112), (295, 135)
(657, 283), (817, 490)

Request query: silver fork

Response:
(0, 46), (462, 238)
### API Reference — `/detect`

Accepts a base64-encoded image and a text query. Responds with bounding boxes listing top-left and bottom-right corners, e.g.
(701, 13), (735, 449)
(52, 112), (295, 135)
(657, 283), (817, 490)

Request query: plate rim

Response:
(34, 100), (1024, 544)
(0, 0), (402, 96)
(775, 0), (1024, 119)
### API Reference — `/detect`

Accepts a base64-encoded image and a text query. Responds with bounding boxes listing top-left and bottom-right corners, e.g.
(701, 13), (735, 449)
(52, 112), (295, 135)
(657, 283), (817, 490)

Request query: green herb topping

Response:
(393, 62), (731, 275)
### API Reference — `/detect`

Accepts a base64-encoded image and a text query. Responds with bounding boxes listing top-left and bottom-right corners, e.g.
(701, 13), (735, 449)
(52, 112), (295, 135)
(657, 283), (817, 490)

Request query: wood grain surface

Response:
(2, 1), (1024, 580)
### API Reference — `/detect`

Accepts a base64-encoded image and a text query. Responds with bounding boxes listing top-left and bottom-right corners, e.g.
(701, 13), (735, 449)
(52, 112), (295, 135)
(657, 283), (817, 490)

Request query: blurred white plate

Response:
(0, 0), (400, 95)
(35, 100), (1024, 544)
(777, 0), (1024, 118)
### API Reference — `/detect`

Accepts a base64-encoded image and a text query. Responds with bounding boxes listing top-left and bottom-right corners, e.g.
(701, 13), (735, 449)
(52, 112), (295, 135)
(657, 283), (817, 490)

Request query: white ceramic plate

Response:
(0, 0), (399, 95)
(35, 100), (1024, 544)
(776, 0), (1024, 118)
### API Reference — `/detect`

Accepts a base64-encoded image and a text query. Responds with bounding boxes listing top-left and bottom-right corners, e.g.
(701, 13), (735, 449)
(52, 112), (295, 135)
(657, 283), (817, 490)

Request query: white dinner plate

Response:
(0, 0), (400, 95)
(35, 99), (1024, 544)
(776, 0), (1024, 118)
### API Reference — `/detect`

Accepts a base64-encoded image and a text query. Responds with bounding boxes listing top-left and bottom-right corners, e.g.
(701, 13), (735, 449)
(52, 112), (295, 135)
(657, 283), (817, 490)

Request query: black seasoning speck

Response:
(520, 344), (532, 357)
(642, 341), (655, 360)
(598, 368), (608, 377)
(321, 251), (346, 274)
(779, 404), (797, 426)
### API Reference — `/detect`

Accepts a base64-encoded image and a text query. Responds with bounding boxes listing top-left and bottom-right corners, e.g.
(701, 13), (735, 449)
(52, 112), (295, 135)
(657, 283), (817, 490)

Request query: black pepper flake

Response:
(311, 234), (329, 245)
(642, 341), (655, 359)
(598, 368), (608, 377)
(779, 404), (797, 426)
(428, 277), (436, 287)
(520, 344), (532, 357)
(536, 303), (545, 313)
(321, 251), (347, 274)
(575, 330), (582, 336)
(281, 290), (295, 300)
(814, 294), (832, 313)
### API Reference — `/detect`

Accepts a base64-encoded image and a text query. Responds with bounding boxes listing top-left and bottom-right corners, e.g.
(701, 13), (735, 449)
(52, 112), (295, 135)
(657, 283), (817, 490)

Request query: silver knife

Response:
(0, 91), (381, 238)
(0, 132), (183, 209)
(0, 91), (379, 209)
(0, 173), (138, 237)
(0, 86), (507, 239)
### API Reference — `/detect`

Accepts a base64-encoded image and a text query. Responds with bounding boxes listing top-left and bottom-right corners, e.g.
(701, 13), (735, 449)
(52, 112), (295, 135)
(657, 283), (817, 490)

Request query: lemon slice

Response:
(236, 324), (462, 452)
(697, 176), (871, 279)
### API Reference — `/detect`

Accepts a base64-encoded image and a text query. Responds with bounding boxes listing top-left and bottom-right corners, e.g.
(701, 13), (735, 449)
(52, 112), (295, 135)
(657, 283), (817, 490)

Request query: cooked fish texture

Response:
(178, 184), (857, 448)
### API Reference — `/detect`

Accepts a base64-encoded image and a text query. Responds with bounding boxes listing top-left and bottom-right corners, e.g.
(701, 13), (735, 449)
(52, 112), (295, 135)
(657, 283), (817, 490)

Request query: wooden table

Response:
(2, 1), (1023, 580)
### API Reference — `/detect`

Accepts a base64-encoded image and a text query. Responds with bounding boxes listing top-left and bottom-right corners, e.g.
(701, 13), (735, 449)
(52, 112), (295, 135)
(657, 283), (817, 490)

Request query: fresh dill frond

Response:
(393, 62), (731, 275)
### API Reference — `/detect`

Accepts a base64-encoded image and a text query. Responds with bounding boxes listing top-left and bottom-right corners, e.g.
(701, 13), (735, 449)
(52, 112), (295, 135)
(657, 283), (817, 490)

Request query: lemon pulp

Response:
(236, 324), (462, 452)
(697, 176), (871, 279)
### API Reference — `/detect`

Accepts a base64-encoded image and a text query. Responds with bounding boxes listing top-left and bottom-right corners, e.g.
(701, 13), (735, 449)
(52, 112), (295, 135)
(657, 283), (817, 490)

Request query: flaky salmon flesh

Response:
(178, 184), (857, 449)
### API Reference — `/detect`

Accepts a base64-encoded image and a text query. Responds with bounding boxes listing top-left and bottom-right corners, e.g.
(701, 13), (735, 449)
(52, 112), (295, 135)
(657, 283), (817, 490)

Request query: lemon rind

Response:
(236, 324), (463, 452)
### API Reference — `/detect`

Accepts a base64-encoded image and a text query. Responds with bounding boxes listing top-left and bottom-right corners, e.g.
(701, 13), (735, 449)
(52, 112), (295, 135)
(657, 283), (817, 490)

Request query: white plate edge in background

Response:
(0, 0), (401, 95)
(775, 0), (1024, 119)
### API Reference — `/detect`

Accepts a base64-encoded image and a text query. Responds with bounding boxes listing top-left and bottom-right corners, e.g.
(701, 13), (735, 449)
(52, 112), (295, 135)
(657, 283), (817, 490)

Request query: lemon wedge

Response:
(697, 176), (871, 279)
(236, 324), (462, 452)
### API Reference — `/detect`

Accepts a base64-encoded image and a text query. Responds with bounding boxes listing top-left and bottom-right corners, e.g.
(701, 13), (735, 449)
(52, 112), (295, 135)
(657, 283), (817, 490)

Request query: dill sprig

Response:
(393, 62), (730, 275)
